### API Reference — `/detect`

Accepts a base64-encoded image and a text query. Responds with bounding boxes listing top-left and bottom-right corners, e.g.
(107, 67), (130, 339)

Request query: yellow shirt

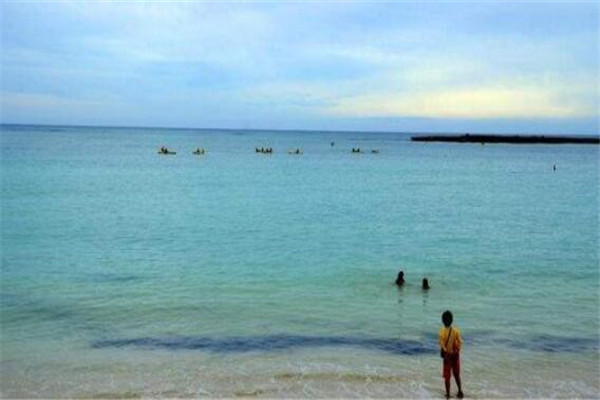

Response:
(439, 326), (462, 354)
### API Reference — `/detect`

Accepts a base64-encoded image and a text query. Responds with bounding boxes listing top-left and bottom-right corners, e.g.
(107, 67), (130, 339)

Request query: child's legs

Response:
(452, 357), (462, 391)
(453, 370), (462, 389)
(443, 360), (452, 395)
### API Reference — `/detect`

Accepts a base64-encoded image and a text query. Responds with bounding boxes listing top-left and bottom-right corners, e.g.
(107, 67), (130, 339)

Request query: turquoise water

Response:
(1, 124), (598, 398)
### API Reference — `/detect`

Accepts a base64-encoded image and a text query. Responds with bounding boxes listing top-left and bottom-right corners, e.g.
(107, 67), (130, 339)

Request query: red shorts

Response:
(443, 353), (460, 380)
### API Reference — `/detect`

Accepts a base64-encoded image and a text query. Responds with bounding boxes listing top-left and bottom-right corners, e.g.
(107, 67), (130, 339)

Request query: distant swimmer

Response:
(422, 278), (430, 290)
(371, 149), (380, 154)
(553, 163), (557, 171)
(331, 141), (335, 147)
(395, 270), (405, 287)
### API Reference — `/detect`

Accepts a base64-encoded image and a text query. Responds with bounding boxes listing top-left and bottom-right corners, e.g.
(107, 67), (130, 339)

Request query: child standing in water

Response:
(439, 310), (464, 399)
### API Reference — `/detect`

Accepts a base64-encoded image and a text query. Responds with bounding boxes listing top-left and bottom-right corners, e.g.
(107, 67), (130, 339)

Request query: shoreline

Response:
(411, 134), (600, 144)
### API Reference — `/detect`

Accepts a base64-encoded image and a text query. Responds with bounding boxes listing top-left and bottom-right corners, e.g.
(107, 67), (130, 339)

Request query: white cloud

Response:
(326, 84), (596, 119)
(70, 3), (274, 68)
(1, 92), (102, 110)
(2, 2), (597, 130)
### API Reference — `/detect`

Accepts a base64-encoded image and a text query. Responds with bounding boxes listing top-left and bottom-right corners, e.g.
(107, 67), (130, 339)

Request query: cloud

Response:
(326, 84), (596, 120)
(1, 92), (102, 110)
(1, 2), (597, 132)
(0, 92), (135, 126)
(70, 3), (274, 68)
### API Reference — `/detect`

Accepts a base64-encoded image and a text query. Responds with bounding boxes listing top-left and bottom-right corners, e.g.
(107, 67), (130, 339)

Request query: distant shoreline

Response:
(411, 134), (600, 145)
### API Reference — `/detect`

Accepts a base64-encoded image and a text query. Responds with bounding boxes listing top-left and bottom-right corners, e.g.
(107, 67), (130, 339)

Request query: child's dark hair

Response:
(442, 310), (453, 327)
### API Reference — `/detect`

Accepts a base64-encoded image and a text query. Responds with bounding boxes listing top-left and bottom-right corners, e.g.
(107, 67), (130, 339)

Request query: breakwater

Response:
(411, 134), (600, 144)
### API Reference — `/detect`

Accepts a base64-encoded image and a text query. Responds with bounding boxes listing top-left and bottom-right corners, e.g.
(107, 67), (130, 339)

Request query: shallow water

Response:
(1, 125), (598, 398)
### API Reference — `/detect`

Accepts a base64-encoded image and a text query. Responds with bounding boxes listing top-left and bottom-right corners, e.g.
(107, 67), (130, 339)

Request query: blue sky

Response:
(1, 2), (598, 133)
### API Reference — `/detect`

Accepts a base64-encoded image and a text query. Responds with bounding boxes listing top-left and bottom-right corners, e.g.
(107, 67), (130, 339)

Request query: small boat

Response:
(158, 147), (176, 155)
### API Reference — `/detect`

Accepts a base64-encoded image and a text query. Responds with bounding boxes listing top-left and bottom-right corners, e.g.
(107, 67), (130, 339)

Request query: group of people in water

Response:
(158, 146), (176, 155)
(255, 147), (273, 154)
(351, 147), (380, 154)
(395, 270), (430, 290)
(395, 270), (464, 399)
(158, 146), (207, 155)
(159, 145), (381, 156)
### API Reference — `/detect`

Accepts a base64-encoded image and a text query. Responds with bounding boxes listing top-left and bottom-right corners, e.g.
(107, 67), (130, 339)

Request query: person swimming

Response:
(395, 270), (405, 286)
(422, 278), (430, 290)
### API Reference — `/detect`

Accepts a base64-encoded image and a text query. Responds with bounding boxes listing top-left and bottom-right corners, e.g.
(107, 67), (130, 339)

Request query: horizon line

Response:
(1, 122), (598, 138)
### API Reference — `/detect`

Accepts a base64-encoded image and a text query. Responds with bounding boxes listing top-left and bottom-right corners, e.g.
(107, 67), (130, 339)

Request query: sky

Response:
(1, 1), (598, 134)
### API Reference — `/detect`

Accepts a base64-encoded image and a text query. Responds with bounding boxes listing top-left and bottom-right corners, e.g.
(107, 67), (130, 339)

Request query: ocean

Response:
(1, 124), (598, 398)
